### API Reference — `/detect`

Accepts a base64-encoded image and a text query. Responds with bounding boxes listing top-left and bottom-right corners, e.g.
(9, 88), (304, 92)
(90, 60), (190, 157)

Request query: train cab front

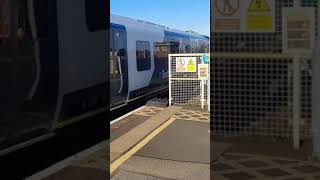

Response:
(0, 0), (59, 151)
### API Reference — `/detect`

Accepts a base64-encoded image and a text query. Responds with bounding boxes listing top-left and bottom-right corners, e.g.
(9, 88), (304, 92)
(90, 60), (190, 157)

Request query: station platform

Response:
(110, 104), (210, 179)
(26, 104), (210, 180)
(25, 104), (320, 180)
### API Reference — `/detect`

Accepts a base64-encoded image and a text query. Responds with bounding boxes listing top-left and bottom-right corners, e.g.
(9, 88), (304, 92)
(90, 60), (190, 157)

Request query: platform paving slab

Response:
(111, 170), (171, 180)
(211, 142), (232, 161)
(212, 151), (320, 180)
(212, 136), (312, 161)
(72, 148), (107, 170)
(117, 156), (210, 180)
(212, 135), (320, 180)
(111, 107), (210, 179)
(135, 120), (210, 164)
(43, 166), (107, 180)
(111, 114), (149, 141)
(110, 106), (181, 162)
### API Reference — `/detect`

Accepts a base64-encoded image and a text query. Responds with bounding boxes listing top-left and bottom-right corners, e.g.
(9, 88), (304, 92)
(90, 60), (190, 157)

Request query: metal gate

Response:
(211, 0), (317, 149)
(169, 54), (210, 111)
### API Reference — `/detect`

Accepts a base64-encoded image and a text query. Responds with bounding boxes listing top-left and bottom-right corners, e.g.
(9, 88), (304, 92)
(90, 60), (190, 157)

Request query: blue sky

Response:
(110, 0), (210, 36)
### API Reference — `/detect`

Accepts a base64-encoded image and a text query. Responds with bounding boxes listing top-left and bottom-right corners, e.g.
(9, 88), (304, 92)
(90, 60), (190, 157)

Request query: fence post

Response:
(207, 55), (210, 112)
(169, 54), (172, 106)
(293, 0), (299, 7)
(292, 0), (301, 151)
(312, 0), (320, 160)
(293, 57), (301, 150)
(201, 79), (204, 109)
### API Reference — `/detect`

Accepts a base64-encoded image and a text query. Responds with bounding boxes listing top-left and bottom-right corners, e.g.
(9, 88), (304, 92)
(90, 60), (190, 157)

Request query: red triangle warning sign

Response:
(248, 0), (270, 12)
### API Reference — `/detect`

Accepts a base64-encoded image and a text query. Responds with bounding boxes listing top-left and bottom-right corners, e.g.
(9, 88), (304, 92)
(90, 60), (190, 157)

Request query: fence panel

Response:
(169, 54), (210, 110)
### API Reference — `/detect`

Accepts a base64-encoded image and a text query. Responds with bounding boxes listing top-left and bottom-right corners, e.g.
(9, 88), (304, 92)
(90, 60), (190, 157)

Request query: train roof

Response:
(110, 14), (208, 40)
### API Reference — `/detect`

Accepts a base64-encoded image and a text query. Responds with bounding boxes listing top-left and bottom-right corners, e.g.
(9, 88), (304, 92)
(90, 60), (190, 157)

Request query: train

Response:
(110, 14), (209, 108)
(0, 0), (209, 154)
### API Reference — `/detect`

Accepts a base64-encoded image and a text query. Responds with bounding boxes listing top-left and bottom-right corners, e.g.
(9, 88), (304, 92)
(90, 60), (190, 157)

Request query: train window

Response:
(154, 44), (169, 52)
(85, 0), (107, 32)
(185, 45), (191, 53)
(161, 46), (168, 52)
(136, 41), (151, 71)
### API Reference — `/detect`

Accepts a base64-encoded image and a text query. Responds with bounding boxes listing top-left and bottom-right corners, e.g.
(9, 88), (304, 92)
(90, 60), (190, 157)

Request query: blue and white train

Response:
(110, 14), (209, 108)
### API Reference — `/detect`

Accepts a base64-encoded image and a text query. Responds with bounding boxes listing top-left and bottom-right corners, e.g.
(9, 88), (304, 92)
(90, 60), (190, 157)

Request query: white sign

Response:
(198, 64), (209, 79)
(212, 0), (275, 32)
(176, 57), (197, 72)
(282, 7), (315, 54)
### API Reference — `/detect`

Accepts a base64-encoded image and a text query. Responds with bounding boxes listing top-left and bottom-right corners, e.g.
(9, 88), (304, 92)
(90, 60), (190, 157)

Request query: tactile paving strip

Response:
(173, 109), (209, 123)
(134, 106), (209, 123)
(212, 153), (320, 180)
(133, 106), (165, 117)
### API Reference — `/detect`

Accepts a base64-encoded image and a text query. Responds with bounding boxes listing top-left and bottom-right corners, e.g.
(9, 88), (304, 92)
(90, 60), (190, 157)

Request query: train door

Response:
(110, 24), (128, 108)
(0, 0), (59, 146)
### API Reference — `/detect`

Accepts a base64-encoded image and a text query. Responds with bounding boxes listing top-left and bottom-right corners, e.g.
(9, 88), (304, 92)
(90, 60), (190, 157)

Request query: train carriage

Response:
(110, 14), (209, 108)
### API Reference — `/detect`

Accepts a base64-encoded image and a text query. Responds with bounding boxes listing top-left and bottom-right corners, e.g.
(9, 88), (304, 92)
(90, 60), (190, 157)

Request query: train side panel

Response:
(56, 0), (108, 122)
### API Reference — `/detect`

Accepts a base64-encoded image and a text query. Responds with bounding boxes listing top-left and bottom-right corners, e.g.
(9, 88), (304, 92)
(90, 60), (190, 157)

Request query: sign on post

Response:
(176, 57), (197, 72)
(198, 64), (209, 79)
(187, 58), (196, 72)
(199, 63), (209, 109)
(201, 54), (210, 64)
(282, 7), (315, 54)
(212, 0), (275, 32)
(246, 0), (273, 30)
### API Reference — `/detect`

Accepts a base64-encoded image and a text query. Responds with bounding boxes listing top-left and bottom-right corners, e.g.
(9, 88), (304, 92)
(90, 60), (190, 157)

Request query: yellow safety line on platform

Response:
(110, 117), (176, 175)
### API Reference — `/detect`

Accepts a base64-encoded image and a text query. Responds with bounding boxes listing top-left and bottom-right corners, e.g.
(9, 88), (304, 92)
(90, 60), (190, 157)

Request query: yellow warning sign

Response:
(247, 15), (272, 29)
(246, 0), (273, 31)
(213, 0), (275, 32)
(248, 0), (270, 12)
(176, 57), (196, 72)
(186, 58), (196, 72)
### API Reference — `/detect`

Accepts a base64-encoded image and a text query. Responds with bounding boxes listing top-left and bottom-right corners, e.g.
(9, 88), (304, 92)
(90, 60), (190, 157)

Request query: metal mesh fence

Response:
(211, 0), (316, 139)
(171, 79), (201, 105)
(300, 56), (312, 138)
(211, 54), (313, 138)
(169, 54), (209, 107)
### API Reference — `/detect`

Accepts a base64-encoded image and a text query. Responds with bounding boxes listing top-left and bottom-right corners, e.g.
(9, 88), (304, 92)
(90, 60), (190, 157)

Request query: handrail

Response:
(26, 0), (40, 100)
(117, 56), (123, 93)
